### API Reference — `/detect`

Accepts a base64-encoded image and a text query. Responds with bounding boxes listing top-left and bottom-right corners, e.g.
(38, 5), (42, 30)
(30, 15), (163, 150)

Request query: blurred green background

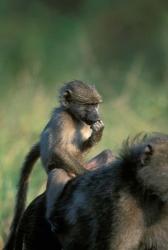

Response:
(0, 0), (168, 247)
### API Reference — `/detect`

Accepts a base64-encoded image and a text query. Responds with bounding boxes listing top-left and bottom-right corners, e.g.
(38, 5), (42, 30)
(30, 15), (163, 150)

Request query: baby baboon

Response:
(12, 133), (168, 250)
(4, 80), (112, 250)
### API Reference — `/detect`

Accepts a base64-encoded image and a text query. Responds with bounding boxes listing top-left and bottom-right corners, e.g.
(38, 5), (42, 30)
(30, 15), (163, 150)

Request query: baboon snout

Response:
(86, 113), (100, 124)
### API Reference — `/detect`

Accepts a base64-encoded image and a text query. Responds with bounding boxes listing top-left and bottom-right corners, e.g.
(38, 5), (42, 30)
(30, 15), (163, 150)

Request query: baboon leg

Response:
(85, 149), (115, 170)
(46, 169), (71, 222)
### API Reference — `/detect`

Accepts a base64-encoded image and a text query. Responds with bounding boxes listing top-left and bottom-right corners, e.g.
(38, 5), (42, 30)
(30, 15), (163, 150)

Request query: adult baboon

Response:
(13, 133), (168, 250)
(4, 80), (114, 250)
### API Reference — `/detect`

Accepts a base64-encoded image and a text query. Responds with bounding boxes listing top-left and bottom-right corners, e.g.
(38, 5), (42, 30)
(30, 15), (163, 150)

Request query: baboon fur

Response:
(14, 133), (168, 250)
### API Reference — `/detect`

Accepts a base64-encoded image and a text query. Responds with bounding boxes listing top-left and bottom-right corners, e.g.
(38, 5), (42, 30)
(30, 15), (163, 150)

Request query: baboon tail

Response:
(3, 142), (40, 250)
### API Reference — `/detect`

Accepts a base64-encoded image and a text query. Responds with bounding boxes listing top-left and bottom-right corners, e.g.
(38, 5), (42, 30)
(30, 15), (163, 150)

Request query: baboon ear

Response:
(62, 90), (72, 106)
(140, 144), (153, 166)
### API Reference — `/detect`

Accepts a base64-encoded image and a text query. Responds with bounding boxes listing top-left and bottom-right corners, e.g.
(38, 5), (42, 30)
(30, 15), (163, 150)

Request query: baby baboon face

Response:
(60, 80), (102, 125)
(69, 102), (100, 125)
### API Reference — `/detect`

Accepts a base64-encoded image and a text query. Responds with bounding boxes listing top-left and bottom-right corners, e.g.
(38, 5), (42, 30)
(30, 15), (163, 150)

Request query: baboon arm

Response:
(82, 120), (104, 151)
(82, 130), (103, 151)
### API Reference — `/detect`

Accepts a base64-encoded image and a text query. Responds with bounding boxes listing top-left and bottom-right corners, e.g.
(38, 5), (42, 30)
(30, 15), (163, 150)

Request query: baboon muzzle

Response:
(86, 112), (100, 124)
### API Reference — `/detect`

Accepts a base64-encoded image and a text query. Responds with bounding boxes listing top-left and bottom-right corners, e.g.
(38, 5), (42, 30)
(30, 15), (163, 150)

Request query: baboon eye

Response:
(89, 103), (99, 109)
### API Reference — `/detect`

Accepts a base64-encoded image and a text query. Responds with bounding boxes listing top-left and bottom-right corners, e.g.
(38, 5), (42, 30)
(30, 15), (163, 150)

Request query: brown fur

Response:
(111, 190), (144, 250)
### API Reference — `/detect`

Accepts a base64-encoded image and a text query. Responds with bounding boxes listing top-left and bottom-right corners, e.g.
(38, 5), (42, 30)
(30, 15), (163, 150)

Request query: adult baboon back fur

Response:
(4, 80), (104, 250)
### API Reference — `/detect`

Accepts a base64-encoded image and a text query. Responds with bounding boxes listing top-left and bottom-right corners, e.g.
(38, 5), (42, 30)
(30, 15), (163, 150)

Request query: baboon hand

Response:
(90, 120), (104, 144)
(91, 120), (104, 133)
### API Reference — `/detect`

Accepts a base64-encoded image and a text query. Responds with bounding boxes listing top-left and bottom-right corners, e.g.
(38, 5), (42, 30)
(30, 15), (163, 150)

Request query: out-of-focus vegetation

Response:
(0, 0), (168, 247)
